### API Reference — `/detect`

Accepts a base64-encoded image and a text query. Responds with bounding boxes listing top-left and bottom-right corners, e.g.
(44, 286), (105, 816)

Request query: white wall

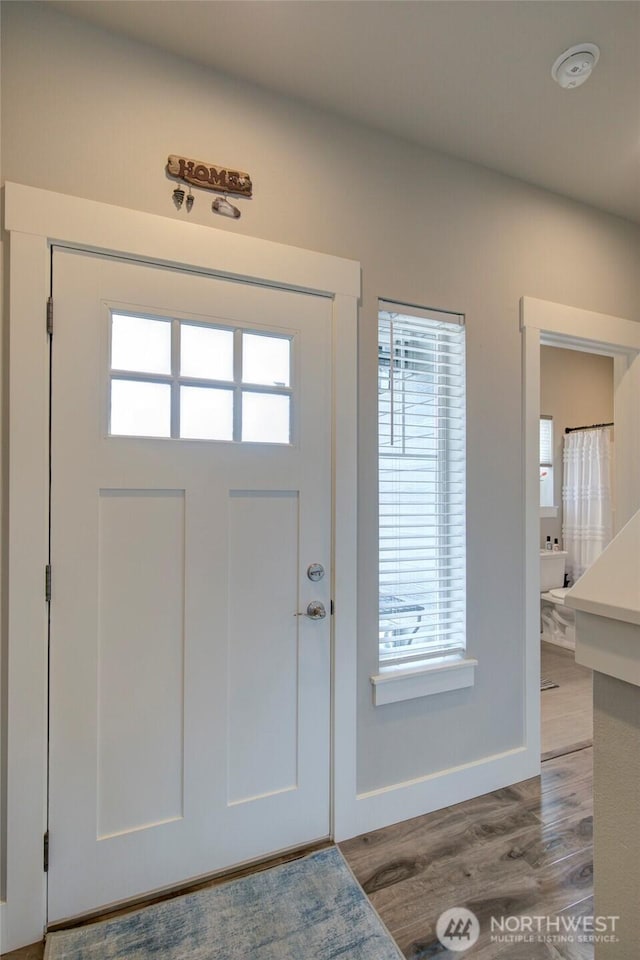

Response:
(540, 347), (614, 546)
(1, 0), (639, 838)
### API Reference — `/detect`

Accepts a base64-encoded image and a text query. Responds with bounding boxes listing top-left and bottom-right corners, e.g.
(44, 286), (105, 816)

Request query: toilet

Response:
(540, 550), (576, 650)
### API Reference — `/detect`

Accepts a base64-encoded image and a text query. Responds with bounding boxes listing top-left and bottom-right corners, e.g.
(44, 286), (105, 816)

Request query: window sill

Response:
(540, 506), (559, 519)
(370, 657), (477, 706)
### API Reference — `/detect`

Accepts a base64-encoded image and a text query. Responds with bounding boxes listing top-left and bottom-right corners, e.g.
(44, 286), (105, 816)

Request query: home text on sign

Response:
(167, 155), (252, 198)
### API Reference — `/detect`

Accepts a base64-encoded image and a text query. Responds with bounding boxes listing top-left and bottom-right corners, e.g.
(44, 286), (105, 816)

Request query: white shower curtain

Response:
(562, 427), (612, 584)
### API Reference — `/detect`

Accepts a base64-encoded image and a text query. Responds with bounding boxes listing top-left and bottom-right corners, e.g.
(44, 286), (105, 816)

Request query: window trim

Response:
(371, 657), (477, 706)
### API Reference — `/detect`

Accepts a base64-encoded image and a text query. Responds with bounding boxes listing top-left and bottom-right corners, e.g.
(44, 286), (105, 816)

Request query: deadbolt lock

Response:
(307, 563), (325, 582)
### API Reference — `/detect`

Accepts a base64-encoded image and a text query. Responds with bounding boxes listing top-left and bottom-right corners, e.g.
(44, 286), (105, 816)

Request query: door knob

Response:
(295, 601), (327, 620)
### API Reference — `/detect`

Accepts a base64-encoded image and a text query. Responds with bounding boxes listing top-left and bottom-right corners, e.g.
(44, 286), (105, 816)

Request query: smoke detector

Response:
(551, 43), (600, 89)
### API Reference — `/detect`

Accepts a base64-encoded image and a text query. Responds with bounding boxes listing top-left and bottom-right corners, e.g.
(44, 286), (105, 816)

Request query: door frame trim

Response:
(521, 295), (640, 772)
(2, 181), (360, 951)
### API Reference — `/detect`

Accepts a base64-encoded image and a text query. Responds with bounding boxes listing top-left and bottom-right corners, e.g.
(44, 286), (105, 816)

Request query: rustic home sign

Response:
(167, 154), (252, 198)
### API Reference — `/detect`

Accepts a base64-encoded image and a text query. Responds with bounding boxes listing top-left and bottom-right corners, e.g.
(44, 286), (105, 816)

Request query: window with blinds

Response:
(378, 301), (466, 666)
(540, 416), (554, 507)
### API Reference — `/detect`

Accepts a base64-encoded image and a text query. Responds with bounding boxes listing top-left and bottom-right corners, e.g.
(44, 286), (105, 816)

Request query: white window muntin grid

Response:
(108, 311), (294, 443)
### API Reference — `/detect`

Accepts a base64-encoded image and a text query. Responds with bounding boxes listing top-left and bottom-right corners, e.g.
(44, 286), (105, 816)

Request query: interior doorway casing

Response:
(1, 182), (360, 952)
(521, 296), (640, 769)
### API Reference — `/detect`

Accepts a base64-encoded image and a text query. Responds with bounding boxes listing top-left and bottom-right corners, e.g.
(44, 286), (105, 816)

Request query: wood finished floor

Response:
(1, 946), (44, 960)
(541, 641), (592, 760)
(341, 747), (594, 959)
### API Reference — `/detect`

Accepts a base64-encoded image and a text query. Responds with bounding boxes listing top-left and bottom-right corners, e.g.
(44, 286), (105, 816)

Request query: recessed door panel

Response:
(227, 490), (300, 806)
(96, 489), (185, 840)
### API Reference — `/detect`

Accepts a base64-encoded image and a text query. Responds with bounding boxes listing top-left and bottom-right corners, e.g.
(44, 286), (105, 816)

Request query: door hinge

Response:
(43, 831), (49, 872)
(45, 564), (52, 603)
(330, 599), (335, 615)
(46, 297), (54, 336)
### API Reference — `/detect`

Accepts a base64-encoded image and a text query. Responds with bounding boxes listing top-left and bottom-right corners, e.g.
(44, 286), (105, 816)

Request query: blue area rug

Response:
(44, 846), (403, 959)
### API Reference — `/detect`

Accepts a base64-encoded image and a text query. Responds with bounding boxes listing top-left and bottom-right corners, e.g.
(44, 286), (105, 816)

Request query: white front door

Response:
(48, 249), (332, 923)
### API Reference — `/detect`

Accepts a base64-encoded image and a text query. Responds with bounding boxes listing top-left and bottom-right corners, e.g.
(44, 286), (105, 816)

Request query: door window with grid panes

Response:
(109, 313), (292, 444)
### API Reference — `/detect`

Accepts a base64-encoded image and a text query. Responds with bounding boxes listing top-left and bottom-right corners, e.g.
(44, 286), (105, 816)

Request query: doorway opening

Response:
(538, 340), (615, 761)
(521, 296), (640, 773)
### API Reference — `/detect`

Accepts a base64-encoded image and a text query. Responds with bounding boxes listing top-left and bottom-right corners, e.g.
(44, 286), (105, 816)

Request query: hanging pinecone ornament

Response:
(172, 185), (185, 209)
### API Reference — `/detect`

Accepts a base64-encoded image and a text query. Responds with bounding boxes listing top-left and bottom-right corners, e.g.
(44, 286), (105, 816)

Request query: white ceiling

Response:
(51, 0), (640, 223)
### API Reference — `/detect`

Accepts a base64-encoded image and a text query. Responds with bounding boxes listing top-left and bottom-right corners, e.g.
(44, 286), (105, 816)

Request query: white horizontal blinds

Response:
(540, 416), (553, 466)
(378, 302), (466, 665)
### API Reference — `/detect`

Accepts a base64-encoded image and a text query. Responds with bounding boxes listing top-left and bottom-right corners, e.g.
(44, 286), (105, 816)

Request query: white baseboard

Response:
(1, 901), (7, 954)
(335, 745), (539, 841)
